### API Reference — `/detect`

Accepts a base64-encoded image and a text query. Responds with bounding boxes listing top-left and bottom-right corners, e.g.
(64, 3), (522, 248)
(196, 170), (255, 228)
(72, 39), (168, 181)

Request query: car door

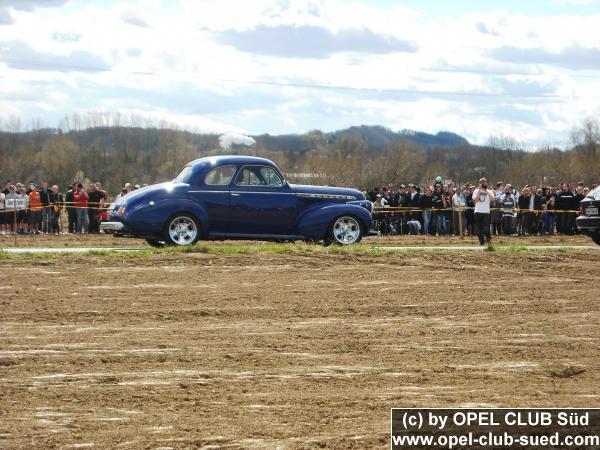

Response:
(228, 165), (296, 236)
(188, 165), (236, 234)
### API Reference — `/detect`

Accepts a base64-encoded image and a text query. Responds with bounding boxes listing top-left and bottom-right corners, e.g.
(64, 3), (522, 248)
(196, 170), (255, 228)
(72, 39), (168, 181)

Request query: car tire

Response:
(163, 213), (200, 246)
(326, 215), (363, 245)
(145, 238), (166, 248)
(591, 232), (600, 246)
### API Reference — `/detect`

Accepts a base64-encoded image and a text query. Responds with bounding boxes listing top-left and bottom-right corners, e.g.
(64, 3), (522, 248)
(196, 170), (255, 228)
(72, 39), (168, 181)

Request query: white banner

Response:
(4, 198), (26, 209)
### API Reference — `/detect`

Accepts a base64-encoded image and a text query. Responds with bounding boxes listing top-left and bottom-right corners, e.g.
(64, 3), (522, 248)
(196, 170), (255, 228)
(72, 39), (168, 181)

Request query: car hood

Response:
(116, 182), (186, 206)
(290, 183), (364, 200)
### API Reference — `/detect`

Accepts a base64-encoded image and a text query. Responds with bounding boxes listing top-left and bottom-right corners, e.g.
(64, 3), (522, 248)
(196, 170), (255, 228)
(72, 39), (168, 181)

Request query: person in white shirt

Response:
(472, 177), (495, 245)
(452, 187), (467, 235)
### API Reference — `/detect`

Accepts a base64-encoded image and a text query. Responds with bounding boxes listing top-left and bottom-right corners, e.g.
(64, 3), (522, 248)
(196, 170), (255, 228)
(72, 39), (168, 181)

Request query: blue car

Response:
(100, 155), (372, 246)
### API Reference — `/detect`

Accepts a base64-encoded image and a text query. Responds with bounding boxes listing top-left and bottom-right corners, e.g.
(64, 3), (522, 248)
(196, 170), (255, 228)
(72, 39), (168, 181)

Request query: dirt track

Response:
(0, 232), (593, 248)
(1, 243), (599, 448)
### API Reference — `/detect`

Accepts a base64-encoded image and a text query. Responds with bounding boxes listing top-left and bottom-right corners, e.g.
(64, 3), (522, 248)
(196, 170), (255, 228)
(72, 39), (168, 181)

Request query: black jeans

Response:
(502, 216), (513, 236)
(474, 212), (491, 245)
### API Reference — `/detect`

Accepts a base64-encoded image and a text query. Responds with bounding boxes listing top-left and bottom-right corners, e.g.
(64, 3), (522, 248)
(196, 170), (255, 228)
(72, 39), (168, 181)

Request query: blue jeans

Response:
(41, 207), (52, 233)
(435, 212), (445, 235)
(422, 210), (431, 234)
(76, 208), (89, 233)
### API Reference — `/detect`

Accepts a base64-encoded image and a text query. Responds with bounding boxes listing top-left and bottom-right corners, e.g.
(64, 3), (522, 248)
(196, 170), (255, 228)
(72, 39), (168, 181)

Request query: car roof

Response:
(187, 155), (275, 168)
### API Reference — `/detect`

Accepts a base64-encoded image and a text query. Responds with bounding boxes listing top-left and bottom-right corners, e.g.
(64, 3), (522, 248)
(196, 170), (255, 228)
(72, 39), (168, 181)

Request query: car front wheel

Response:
(327, 215), (362, 245)
(591, 231), (600, 246)
(164, 213), (200, 246)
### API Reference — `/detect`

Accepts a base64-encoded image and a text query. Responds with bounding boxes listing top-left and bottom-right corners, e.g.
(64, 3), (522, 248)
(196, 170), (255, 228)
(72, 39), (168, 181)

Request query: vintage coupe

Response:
(100, 155), (372, 246)
(576, 185), (600, 246)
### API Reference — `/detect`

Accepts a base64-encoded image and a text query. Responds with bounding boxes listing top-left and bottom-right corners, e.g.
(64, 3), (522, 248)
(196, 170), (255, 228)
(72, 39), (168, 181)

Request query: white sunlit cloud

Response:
(0, 0), (599, 146)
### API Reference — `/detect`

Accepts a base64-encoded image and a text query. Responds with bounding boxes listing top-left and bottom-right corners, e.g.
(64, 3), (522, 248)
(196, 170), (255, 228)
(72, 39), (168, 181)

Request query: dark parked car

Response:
(101, 155), (372, 246)
(576, 185), (600, 245)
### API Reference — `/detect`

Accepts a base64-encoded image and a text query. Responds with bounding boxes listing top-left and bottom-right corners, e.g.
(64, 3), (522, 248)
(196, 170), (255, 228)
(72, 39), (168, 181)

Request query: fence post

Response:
(13, 199), (17, 247)
(458, 205), (464, 239)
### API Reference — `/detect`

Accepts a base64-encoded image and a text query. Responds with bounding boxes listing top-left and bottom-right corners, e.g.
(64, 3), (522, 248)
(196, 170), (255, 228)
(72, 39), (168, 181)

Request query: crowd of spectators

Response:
(364, 178), (596, 237)
(0, 175), (596, 238)
(0, 179), (145, 236)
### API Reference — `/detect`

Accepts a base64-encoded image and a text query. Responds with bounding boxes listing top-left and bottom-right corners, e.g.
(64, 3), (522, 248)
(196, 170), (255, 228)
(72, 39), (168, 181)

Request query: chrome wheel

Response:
(331, 216), (361, 245)
(167, 215), (198, 246)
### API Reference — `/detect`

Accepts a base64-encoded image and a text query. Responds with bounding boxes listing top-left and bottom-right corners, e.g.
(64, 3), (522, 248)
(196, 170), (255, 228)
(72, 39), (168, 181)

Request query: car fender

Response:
(126, 197), (209, 238)
(296, 203), (372, 239)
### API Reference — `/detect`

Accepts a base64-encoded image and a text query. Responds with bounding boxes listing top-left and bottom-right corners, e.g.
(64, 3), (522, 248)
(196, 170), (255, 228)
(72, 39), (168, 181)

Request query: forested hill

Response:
(0, 120), (597, 193)
(253, 125), (469, 152)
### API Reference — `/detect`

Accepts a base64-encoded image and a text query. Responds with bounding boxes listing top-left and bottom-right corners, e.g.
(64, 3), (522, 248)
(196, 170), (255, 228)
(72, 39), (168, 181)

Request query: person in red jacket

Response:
(73, 183), (89, 233)
(28, 185), (42, 234)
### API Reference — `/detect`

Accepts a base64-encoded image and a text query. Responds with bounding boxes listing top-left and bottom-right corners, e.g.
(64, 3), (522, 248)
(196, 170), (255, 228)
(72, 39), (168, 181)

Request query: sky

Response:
(1, 0), (600, 147)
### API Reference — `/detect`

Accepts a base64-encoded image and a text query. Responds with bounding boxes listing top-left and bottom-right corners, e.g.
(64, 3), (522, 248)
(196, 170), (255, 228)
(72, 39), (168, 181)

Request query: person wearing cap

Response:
(431, 183), (447, 236)
(472, 177), (495, 245)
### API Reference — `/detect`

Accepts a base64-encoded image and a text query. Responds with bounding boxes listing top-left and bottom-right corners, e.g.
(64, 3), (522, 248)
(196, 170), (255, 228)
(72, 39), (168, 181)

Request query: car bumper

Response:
(576, 215), (600, 231)
(100, 221), (125, 233)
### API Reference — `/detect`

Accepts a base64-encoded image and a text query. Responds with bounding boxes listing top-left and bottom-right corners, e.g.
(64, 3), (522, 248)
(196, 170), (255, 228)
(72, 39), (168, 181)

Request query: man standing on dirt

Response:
(473, 178), (495, 245)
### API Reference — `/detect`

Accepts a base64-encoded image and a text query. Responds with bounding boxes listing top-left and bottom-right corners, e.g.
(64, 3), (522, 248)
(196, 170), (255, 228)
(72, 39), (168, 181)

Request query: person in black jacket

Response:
(407, 184), (421, 223)
(39, 180), (51, 234)
(395, 184), (408, 234)
(49, 185), (64, 234)
(64, 185), (76, 234)
(573, 186), (586, 234)
(557, 184), (575, 235)
(465, 184), (475, 236)
(517, 188), (532, 236)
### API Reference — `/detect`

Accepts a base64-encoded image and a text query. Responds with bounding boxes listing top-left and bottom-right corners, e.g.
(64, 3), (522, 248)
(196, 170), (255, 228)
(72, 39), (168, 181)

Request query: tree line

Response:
(0, 113), (598, 195)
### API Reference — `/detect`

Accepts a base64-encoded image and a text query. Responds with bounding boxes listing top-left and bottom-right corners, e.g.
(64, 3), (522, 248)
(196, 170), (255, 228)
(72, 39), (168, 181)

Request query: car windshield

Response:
(173, 165), (192, 183)
(588, 186), (600, 200)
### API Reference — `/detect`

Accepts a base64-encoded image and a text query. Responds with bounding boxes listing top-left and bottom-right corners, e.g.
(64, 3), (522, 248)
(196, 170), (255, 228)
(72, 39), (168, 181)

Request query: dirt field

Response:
(1, 241), (599, 448)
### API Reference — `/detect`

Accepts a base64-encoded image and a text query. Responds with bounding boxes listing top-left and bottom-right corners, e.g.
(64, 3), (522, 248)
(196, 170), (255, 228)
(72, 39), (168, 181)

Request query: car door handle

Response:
(231, 193), (240, 196)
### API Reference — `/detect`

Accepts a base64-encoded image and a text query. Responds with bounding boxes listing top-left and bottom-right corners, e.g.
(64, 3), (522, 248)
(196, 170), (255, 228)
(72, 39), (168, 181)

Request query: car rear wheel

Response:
(145, 238), (166, 248)
(164, 213), (200, 246)
(591, 232), (600, 246)
(327, 215), (362, 245)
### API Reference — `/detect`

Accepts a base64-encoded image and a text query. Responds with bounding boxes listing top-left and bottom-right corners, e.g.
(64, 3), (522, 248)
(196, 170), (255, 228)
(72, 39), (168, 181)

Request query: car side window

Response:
(235, 166), (283, 187)
(204, 166), (236, 186)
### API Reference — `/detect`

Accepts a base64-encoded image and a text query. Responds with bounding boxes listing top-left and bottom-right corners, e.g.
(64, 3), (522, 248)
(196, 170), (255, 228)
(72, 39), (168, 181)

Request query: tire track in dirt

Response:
(1, 250), (599, 448)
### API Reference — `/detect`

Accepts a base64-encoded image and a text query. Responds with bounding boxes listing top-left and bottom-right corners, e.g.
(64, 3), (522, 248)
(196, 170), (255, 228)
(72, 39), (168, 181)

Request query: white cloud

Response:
(120, 9), (148, 27)
(552, 0), (600, 4)
(1, 0), (599, 146)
